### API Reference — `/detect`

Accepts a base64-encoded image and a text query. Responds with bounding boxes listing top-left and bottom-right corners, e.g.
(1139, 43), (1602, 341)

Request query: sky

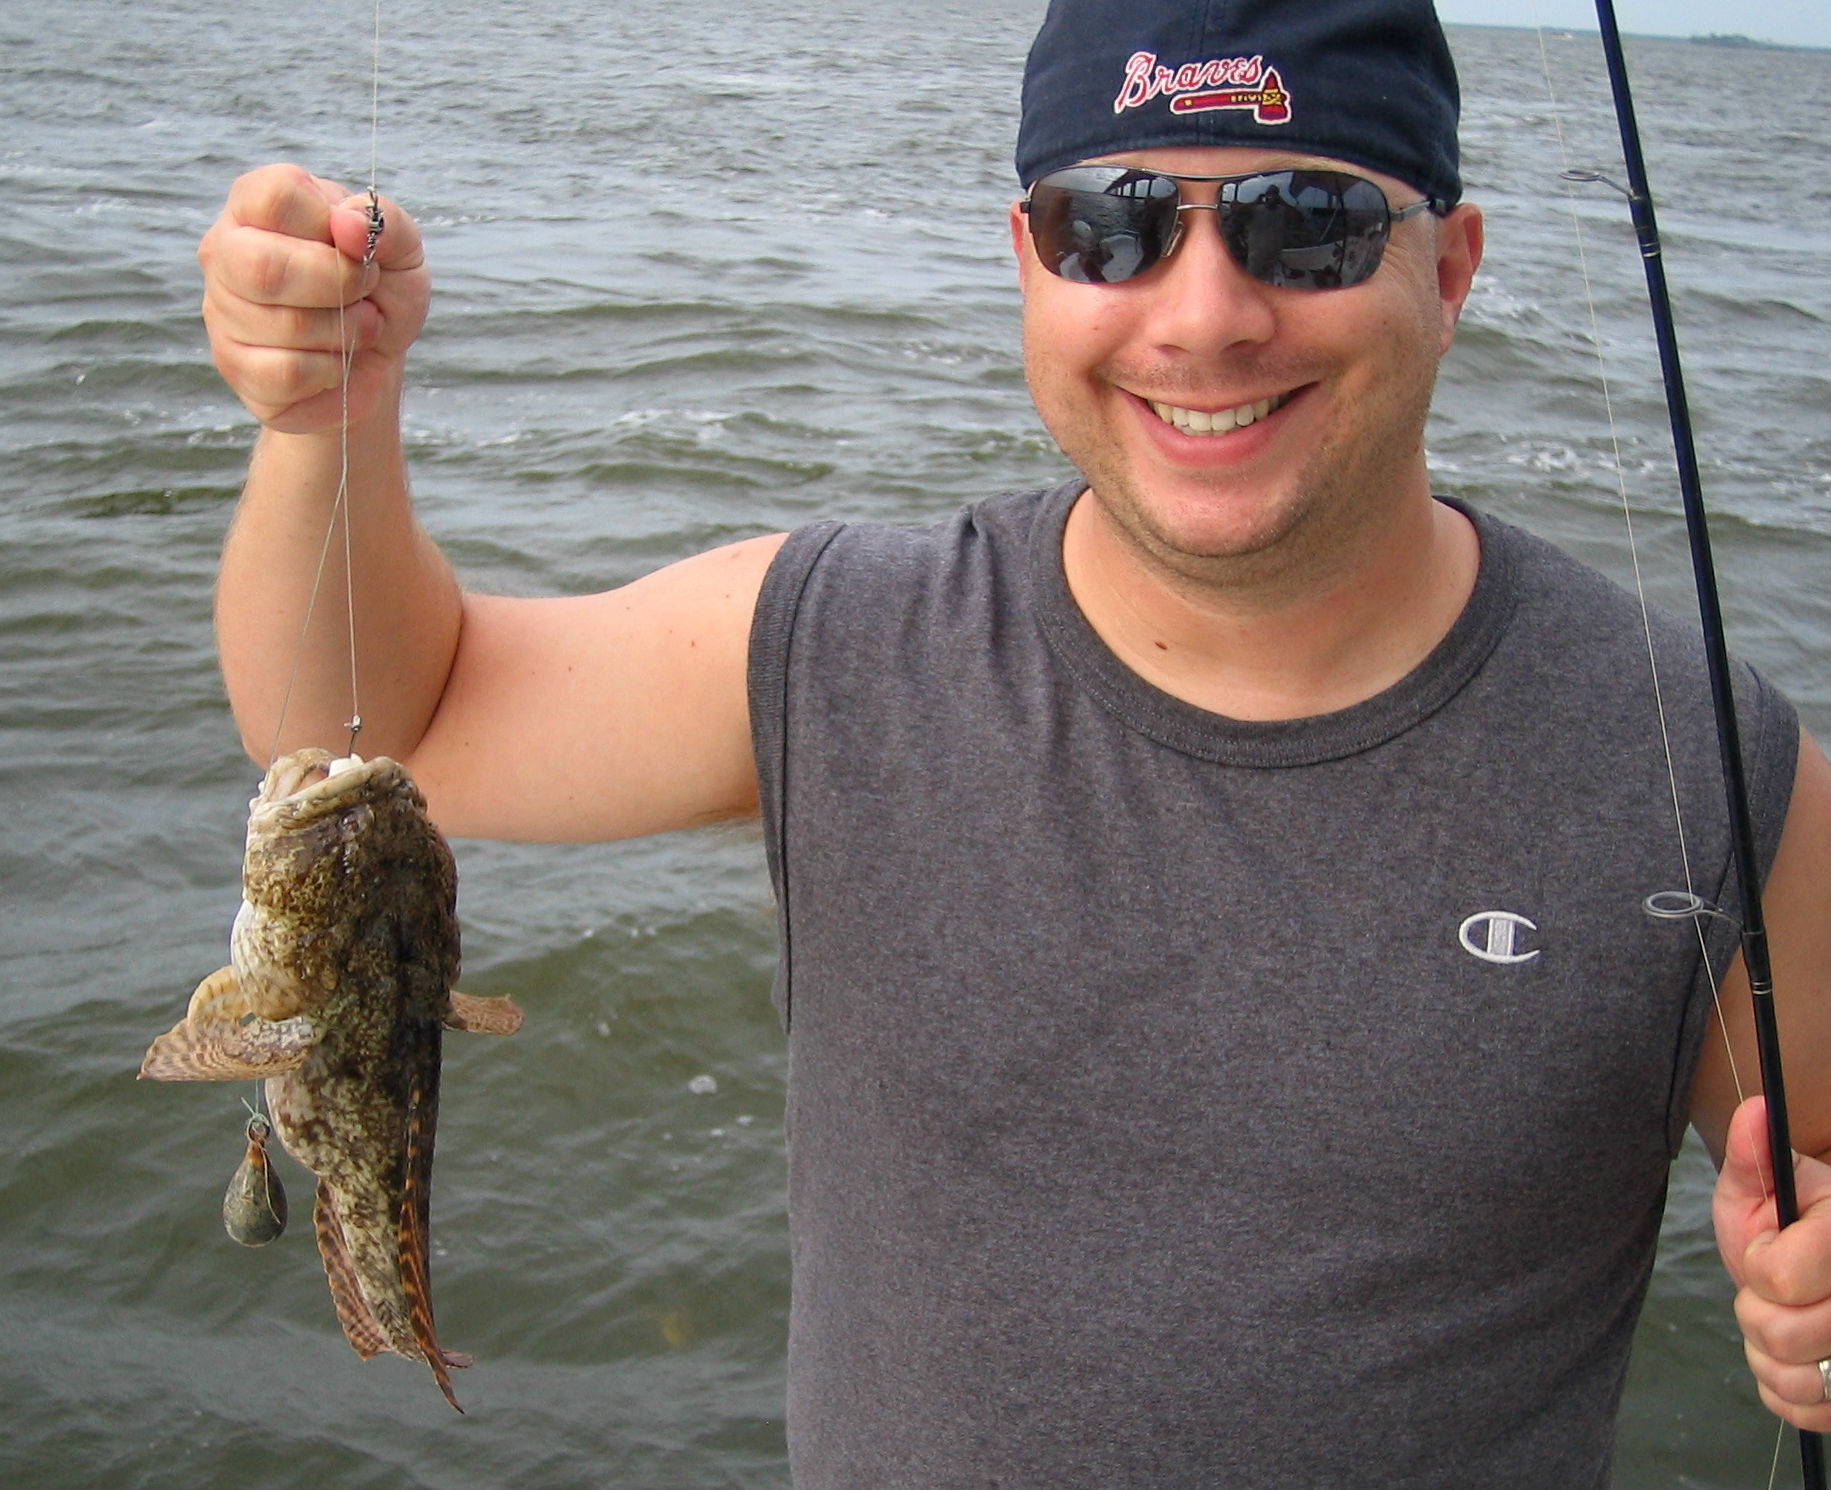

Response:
(1436, 0), (1830, 49)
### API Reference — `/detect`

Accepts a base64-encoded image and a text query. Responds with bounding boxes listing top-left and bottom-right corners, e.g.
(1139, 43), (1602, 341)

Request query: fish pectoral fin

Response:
(186, 965), (249, 1022)
(139, 1018), (314, 1082)
(443, 989), (524, 1037)
(139, 969), (316, 1082)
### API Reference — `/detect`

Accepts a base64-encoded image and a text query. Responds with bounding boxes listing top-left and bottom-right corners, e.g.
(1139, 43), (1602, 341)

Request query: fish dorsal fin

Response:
(139, 967), (316, 1082)
(442, 989), (524, 1036)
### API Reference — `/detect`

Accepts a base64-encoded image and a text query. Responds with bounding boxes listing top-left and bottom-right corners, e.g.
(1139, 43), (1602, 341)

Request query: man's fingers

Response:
(1745, 1202), (1831, 1308)
(198, 164), (430, 431)
(203, 290), (380, 361)
(205, 295), (384, 419)
(206, 167), (405, 313)
(1716, 1096), (1831, 1295)
(328, 191), (425, 275)
(205, 222), (377, 312)
(203, 285), (382, 416)
(1737, 1153), (1831, 1308)
(1717, 1095), (1781, 1221)
(1746, 1339), (1831, 1433)
(223, 163), (347, 237)
(213, 345), (400, 437)
(211, 340), (350, 416)
(1717, 1095), (1831, 1434)
(1737, 1286), (1831, 1369)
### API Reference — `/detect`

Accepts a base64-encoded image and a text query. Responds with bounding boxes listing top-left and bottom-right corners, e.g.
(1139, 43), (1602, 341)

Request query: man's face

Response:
(1012, 146), (1483, 588)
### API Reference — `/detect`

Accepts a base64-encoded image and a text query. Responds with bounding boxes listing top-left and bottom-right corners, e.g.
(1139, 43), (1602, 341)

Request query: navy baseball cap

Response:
(1016, 0), (1462, 207)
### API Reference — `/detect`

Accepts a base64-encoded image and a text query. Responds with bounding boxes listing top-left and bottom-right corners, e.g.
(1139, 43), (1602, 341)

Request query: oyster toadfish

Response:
(141, 748), (523, 1410)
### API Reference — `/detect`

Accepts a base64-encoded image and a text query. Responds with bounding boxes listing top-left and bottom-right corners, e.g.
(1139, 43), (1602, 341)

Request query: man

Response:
(199, 0), (1830, 1483)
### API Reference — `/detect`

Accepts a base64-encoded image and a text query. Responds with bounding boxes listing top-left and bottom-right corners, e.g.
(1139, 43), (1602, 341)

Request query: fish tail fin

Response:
(428, 1352), (466, 1415)
(399, 1020), (466, 1411)
(313, 1181), (391, 1361)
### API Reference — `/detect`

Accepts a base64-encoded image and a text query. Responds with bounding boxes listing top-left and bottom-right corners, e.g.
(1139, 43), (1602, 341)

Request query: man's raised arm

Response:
(203, 164), (778, 843)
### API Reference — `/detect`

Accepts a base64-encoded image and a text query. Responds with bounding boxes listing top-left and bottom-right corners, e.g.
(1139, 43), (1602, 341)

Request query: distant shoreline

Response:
(1443, 20), (1829, 53)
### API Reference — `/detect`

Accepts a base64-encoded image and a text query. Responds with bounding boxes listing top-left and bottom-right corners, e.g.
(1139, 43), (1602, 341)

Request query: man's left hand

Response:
(1717, 1094), (1831, 1431)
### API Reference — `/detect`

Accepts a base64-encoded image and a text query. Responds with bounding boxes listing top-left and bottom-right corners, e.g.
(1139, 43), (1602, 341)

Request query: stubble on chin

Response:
(1040, 351), (1442, 603)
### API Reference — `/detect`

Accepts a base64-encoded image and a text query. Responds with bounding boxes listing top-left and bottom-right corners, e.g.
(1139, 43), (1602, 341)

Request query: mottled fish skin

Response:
(140, 748), (523, 1411)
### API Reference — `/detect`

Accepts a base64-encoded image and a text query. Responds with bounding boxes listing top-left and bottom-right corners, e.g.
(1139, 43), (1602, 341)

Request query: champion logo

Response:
(1112, 51), (1293, 126)
(1458, 911), (1542, 966)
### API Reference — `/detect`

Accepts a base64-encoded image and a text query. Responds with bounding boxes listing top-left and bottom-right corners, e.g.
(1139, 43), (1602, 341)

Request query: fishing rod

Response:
(1582, 2), (1824, 1484)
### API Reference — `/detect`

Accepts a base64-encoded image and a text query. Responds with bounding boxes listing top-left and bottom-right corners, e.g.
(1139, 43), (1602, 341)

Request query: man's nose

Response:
(1141, 203), (1279, 356)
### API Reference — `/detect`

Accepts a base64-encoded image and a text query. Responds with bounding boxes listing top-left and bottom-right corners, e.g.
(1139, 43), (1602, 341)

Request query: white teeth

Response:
(1149, 391), (1290, 436)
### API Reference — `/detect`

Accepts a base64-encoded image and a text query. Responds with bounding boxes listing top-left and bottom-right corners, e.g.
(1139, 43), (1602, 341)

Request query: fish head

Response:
(241, 749), (458, 967)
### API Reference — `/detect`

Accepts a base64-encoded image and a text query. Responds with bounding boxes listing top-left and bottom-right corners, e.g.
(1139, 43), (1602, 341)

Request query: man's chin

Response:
(1080, 477), (1324, 581)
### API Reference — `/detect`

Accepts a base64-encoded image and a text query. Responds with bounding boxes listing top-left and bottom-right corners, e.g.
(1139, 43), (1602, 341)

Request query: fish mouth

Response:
(250, 748), (405, 830)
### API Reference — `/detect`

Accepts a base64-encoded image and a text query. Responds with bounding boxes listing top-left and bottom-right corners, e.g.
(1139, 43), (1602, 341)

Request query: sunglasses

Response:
(1022, 165), (1439, 291)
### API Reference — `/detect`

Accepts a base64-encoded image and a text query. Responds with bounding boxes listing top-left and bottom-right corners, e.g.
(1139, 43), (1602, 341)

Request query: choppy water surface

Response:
(1, 3), (1825, 1486)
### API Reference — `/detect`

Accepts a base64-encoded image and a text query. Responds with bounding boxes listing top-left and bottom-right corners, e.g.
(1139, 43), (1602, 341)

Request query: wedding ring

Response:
(1819, 1357), (1831, 1405)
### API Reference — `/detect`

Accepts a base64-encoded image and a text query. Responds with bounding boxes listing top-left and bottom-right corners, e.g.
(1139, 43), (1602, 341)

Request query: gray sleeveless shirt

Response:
(747, 482), (1798, 1489)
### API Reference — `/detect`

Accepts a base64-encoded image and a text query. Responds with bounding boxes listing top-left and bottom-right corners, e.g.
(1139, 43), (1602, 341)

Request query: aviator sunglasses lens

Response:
(1025, 167), (1181, 284)
(1026, 167), (1399, 290)
(1221, 171), (1393, 289)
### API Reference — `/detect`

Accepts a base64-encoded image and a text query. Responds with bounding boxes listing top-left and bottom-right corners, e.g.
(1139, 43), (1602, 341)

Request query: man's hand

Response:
(1717, 1095), (1831, 1431)
(198, 163), (429, 433)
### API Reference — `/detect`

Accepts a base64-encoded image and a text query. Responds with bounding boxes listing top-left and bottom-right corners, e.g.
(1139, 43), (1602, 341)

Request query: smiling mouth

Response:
(1146, 389), (1294, 435)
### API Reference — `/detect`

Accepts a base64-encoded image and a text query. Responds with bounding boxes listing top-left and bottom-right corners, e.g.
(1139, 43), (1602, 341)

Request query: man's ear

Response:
(1435, 202), (1484, 352)
(1010, 199), (1032, 289)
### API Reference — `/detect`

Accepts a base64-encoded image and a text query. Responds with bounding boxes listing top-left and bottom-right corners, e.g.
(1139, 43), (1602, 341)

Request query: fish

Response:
(223, 1110), (287, 1246)
(140, 748), (523, 1411)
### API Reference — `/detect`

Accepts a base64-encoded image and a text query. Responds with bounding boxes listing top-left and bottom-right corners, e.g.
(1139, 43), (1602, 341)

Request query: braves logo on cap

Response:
(1113, 51), (1292, 126)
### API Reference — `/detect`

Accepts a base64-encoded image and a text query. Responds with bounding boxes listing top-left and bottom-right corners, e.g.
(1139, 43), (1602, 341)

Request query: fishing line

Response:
(1527, 24), (1754, 1144)
(252, 0), (386, 1155)
(1535, 12), (1817, 1485)
(265, 0), (385, 767)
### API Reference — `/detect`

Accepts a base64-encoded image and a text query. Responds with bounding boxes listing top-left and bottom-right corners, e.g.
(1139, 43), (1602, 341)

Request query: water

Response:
(1, 3), (1826, 1485)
